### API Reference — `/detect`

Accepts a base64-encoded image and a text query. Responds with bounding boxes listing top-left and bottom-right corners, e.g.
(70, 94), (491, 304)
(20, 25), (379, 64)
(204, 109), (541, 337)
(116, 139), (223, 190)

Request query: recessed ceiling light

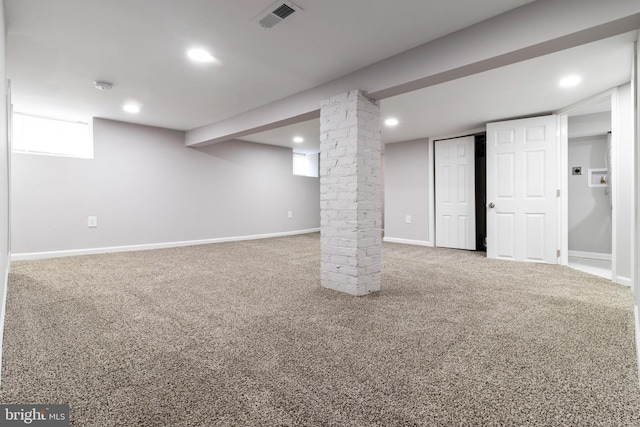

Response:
(187, 48), (216, 63)
(385, 118), (399, 127)
(123, 104), (140, 114)
(559, 75), (582, 88)
(293, 136), (304, 143)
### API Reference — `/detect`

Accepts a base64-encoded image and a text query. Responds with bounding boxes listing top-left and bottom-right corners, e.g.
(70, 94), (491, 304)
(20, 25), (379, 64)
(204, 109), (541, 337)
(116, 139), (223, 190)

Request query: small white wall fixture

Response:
(587, 168), (609, 187)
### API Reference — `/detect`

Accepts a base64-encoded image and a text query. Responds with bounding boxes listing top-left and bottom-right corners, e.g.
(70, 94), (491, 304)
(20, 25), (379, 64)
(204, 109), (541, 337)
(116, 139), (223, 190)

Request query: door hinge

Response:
(557, 249), (561, 257)
(556, 189), (561, 197)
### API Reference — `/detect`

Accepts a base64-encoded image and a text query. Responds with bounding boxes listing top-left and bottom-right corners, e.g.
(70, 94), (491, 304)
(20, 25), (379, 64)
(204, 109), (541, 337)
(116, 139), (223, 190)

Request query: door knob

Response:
(488, 202), (495, 209)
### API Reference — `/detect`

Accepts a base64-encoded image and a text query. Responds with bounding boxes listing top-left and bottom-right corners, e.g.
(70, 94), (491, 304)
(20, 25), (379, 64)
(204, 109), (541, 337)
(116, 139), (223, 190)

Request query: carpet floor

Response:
(1, 233), (639, 426)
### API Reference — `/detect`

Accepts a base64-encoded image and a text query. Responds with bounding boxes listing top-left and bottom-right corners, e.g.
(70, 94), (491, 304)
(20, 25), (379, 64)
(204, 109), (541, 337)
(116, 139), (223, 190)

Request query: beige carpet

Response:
(1, 233), (639, 426)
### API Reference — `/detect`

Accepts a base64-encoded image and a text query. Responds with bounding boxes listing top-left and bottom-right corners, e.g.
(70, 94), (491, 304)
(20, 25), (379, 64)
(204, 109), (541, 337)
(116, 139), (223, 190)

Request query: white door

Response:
(435, 136), (476, 250)
(486, 115), (558, 264)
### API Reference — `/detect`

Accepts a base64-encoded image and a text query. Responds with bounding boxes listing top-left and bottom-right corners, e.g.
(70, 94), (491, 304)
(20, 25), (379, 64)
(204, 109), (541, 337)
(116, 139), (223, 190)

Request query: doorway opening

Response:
(565, 98), (613, 280)
(474, 134), (486, 252)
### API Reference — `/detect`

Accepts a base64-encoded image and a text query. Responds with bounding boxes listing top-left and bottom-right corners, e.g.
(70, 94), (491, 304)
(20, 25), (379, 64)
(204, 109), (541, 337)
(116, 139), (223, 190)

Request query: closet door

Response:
(435, 136), (476, 250)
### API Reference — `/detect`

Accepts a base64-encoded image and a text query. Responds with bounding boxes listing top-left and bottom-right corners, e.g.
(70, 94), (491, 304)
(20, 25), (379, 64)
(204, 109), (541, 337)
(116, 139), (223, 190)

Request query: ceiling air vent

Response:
(256, 1), (303, 29)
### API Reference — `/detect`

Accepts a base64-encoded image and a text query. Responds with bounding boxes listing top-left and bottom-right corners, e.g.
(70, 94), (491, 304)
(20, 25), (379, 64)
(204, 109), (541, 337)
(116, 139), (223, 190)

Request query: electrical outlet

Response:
(405, 215), (411, 224)
(88, 216), (98, 228)
(288, 211), (293, 218)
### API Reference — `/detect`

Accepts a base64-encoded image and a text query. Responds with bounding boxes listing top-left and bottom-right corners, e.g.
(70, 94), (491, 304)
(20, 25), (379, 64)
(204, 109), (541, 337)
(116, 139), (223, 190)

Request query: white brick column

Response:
(319, 90), (382, 296)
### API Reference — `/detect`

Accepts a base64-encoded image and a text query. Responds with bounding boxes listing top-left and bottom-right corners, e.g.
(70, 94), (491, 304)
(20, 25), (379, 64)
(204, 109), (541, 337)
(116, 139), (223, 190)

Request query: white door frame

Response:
(555, 89), (618, 276)
(633, 37), (639, 384)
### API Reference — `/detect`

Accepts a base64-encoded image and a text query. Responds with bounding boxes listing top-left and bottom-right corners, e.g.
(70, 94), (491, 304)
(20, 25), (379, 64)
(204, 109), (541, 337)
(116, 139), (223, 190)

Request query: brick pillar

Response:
(319, 90), (382, 296)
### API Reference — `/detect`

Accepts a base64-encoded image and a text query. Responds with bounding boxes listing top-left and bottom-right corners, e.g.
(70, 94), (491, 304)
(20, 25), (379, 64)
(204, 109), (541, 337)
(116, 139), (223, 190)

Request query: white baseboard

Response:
(11, 228), (321, 261)
(568, 250), (612, 261)
(616, 275), (632, 287)
(635, 304), (640, 384)
(383, 237), (433, 247)
(0, 253), (10, 386)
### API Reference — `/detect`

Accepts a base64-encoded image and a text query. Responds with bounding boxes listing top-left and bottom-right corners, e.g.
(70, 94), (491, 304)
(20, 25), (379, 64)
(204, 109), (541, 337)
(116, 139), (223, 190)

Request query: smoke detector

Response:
(255, 1), (303, 29)
(93, 81), (113, 91)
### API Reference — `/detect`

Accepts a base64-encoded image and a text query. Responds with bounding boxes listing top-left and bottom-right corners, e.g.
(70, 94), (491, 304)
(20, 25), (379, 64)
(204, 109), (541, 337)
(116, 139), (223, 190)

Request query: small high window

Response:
(292, 152), (318, 177)
(12, 113), (93, 159)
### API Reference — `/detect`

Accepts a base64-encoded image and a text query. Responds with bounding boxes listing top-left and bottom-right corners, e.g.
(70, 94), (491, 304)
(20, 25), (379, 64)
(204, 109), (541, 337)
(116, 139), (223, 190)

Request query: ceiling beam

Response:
(186, 0), (640, 147)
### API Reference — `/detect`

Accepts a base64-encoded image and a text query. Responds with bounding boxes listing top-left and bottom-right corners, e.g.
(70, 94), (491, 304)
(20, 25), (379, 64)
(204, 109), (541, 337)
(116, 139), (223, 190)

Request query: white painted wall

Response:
(383, 139), (430, 245)
(614, 83), (635, 285)
(11, 118), (320, 255)
(568, 135), (612, 255)
(568, 112), (611, 139)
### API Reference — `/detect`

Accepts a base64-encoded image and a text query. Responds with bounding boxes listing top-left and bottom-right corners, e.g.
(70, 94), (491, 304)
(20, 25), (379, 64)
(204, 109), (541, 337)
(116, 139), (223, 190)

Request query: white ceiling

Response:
(6, 1), (636, 154)
(6, 0), (536, 130)
(241, 31), (636, 153)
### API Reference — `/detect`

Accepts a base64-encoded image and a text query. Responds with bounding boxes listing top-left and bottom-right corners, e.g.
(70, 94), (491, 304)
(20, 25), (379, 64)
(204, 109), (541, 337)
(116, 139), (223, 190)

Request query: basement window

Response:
(292, 152), (318, 177)
(12, 113), (93, 159)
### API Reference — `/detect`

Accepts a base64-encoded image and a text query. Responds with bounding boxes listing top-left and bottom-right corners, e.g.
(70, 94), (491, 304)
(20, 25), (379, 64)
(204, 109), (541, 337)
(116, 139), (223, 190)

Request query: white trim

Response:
(383, 237), (433, 247)
(427, 137), (435, 246)
(635, 304), (640, 384)
(430, 127), (486, 143)
(633, 36), (639, 386)
(555, 89), (617, 116)
(558, 114), (569, 266)
(0, 254), (10, 386)
(616, 275), (632, 287)
(567, 250), (612, 261)
(11, 228), (320, 261)
(611, 87), (620, 283)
